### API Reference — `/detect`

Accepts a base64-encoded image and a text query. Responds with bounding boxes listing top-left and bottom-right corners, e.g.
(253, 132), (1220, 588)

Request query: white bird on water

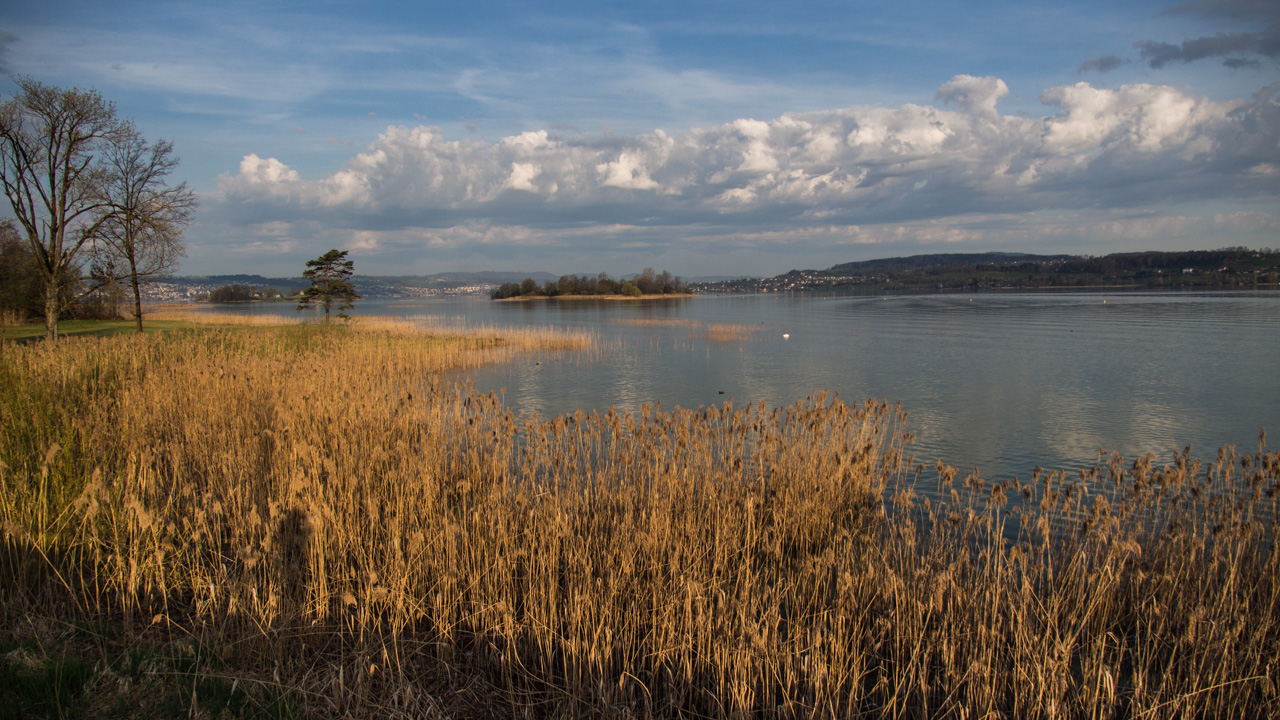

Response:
(782, 333), (790, 339)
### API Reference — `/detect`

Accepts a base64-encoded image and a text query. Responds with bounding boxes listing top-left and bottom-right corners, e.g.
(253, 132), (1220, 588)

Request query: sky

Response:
(2, 0), (1278, 278)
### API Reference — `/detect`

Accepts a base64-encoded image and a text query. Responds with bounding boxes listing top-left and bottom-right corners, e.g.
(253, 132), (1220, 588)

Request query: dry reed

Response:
(148, 308), (307, 326)
(614, 318), (701, 328)
(0, 323), (1276, 718)
(703, 323), (756, 343)
(615, 317), (758, 343)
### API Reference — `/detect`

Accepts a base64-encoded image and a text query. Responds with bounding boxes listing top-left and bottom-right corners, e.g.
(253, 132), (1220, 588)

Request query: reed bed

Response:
(1, 323), (1277, 718)
(703, 323), (757, 343)
(148, 308), (307, 326)
(615, 318), (701, 328)
(615, 317), (758, 343)
(360, 314), (597, 352)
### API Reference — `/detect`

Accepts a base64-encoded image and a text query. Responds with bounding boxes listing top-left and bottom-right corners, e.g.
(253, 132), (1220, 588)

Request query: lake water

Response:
(217, 291), (1279, 482)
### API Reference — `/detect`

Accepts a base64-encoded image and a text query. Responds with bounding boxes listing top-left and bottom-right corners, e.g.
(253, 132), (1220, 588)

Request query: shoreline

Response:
(494, 292), (697, 301)
(701, 284), (1280, 296)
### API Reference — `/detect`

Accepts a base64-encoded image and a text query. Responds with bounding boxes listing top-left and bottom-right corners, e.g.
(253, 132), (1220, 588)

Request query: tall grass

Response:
(1, 323), (1276, 718)
(614, 317), (758, 343)
(148, 308), (307, 326)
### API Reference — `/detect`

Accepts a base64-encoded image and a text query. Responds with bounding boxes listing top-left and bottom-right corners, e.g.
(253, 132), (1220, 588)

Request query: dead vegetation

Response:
(1, 321), (1276, 718)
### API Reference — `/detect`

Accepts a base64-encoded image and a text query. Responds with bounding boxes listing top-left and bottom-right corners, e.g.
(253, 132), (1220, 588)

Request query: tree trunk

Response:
(44, 280), (59, 341)
(131, 270), (144, 333)
(323, 265), (332, 322)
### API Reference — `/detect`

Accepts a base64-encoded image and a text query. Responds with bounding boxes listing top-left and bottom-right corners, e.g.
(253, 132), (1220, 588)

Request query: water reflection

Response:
(205, 291), (1280, 481)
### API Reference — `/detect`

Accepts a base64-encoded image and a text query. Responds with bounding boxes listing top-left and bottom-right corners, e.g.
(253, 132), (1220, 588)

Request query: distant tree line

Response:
(198, 284), (283, 303)
(915, 248), (1280, 288)
(825, 248), (1277, 277)
(492, 268), (688, 299)
(737, 248), (1280, 293)
(0, 219), (119, 323)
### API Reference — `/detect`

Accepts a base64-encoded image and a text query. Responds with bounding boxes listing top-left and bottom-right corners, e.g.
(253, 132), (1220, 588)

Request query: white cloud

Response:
(213, 76), (1280, 269)
(238, 154), (301, 184)
(936, 74), (1009, 118)
(1038, 82), (1234, 155)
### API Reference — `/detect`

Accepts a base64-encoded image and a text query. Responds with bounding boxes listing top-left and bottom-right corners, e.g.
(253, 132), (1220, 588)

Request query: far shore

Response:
(495, 292), (697, 302)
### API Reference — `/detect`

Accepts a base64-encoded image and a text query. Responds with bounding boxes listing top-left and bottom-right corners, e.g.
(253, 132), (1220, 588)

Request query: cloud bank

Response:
(1138, 0), (1280, 69)
(210, 76), (1280, 272)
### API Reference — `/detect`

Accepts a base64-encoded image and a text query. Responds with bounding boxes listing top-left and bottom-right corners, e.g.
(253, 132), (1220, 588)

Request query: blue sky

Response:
(2, 0), (1278, 277)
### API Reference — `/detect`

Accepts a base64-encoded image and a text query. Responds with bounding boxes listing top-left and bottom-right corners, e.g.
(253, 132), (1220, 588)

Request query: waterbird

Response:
(782, 333), (790, 339)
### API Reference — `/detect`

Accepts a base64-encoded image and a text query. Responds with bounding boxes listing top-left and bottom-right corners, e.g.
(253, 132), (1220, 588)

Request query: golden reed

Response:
(1, 322), (1276, 718)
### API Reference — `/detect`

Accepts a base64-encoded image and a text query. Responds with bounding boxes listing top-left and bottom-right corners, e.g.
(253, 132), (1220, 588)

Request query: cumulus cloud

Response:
(935, 75), (1009, 118)
(204, 75), (1280, 274)
(219, 76), (1278, 231)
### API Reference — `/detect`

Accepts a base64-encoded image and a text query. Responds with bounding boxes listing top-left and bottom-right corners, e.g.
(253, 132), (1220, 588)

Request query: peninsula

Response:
(699, 248), (1280, 294)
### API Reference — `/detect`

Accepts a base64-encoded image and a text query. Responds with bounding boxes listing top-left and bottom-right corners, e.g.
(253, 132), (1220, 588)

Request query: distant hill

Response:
(361, 271), (559, 286)
(826, 252), (1074, 274)
(697, 249), (1280, 293)
(179, 274), (303, 287)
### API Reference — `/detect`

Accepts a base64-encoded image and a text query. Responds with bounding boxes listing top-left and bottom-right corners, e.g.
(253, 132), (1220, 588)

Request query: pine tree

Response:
(297, 249), (360, 321)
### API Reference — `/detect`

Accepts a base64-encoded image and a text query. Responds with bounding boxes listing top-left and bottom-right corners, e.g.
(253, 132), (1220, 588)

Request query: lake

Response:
(216, 290), (1279, 482)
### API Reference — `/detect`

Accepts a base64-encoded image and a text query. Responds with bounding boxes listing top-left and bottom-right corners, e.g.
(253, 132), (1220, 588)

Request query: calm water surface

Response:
(226, 291), (1280, 481)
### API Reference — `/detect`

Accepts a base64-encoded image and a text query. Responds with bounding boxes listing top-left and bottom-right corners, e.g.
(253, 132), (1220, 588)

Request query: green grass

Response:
(0, 641), (93, 720)
(0, 632), (301, 720)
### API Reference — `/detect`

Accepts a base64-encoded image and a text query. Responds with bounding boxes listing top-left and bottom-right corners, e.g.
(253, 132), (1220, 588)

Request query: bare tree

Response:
(0, 78), (123, 339)
(95, 124), (195, 332)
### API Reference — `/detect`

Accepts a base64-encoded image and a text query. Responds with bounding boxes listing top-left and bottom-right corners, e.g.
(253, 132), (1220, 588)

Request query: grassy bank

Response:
(1, 321), (1277, 718)
(0, 318), (219, 342)
(0, 309), (307, 343)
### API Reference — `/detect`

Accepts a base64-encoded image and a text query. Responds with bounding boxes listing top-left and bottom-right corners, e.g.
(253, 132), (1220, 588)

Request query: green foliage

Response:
(0, 634), (300, 720)
(205, 283), (261, 302)
(491, 267), (688, 298)
(0, 645), (93, 720)
(161, 678), (299, 720)
(296, 249), (360, 321)
(0, 219), (42, 322)
(0, 218), (113, 323)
